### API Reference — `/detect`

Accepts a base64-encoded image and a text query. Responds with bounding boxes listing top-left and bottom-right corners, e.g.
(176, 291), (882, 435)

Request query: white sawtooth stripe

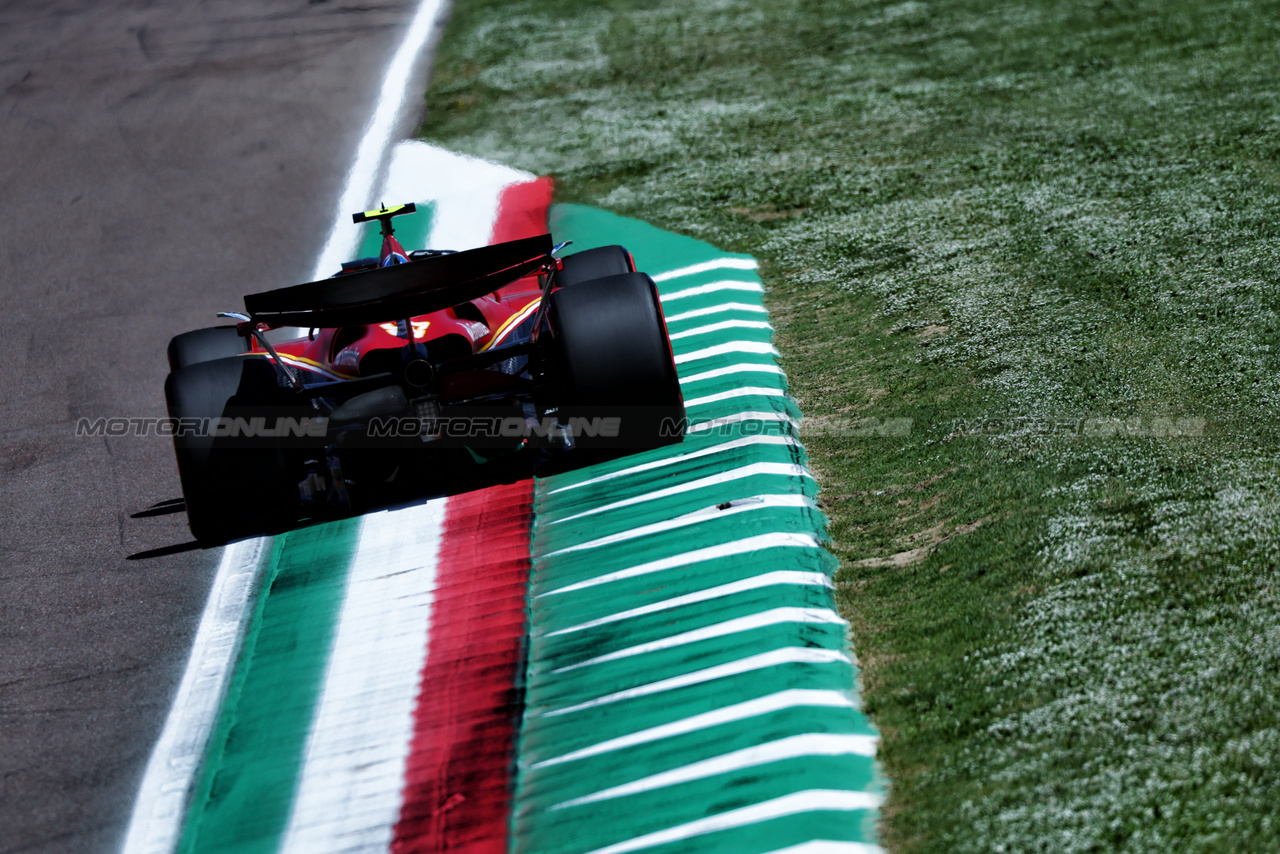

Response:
(543, 570), (834, 638)
(684, 386), (790, 409)
(120, 538), (270, 854)
(580, 791), (883, 854)
(688, 410), (800, 433)
(661, 280), (764, 303)
(531, 689), (857, 768)
(545, 435), (800, 495)
(541, 647), (851, 717)
(652, 257), (759, 282)
(278, 500), (447, 853)
(310, 0), (450, 280)
(668, 319), (773, 341)
(673, 340), (778, 364)
(551, 607), (847, 673)
(540, 532), (821, 597)
(544, 494), (813, 556)
(679, 363), (786, 386)
(551, 734), (879, 810)
(763, 843), (887, 854)
(664, 302), (769, 324)
(544, 462), (814, 525)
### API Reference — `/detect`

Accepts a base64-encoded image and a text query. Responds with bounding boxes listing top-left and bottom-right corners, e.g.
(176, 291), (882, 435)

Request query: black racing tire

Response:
(167, 326), (250, 372)
(164, 356), (298, 544)
(556, 245), (635, 288)
(547, 271), (685, 449)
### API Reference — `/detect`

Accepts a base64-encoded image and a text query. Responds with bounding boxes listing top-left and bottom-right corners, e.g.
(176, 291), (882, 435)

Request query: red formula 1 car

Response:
(163, 204), (684, 543)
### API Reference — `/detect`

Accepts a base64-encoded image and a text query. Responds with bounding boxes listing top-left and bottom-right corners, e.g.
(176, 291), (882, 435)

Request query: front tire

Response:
(165, 356), (298, 543)
(546, 272), (684, 449)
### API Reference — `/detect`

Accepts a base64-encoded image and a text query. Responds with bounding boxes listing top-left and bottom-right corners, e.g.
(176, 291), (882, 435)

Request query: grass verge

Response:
(421, 1), (1280, 850)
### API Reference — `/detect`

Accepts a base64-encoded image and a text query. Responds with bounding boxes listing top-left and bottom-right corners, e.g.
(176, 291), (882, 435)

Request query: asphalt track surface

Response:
(0, 3), (435, 850)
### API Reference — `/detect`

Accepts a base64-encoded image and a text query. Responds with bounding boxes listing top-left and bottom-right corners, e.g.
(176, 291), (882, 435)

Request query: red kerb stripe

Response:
(391, 480), (534, 854)
(491, 177), (555, 245)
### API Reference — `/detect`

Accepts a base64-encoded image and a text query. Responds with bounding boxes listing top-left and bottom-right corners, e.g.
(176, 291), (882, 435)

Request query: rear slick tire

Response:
(167, 326), (250, 372)
(547, 271), (684, 450)
(164, 356), (297, 544)
(556, 245), (635, 288)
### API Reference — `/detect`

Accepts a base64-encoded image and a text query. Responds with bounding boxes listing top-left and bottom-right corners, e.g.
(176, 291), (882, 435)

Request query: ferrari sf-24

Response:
(163, 204), (685, 543)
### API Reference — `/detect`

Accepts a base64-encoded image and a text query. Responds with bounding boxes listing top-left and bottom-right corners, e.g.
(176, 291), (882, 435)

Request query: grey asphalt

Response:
(0, 2), (438, 850)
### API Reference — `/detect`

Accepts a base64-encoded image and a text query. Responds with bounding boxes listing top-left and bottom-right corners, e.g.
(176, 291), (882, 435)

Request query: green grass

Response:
(421, 1), (1280, 850)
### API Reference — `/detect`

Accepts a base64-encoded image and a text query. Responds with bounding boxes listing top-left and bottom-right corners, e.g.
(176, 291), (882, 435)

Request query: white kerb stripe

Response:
(310, 0), (449, 280)
(543, 570), (834, 638)
(120, 537), (270, 854)
(668, 319), (773, 341)
(532, 689), (857, 768)
(540, 532), (821, 597)
(381, 141), (534, 252)
(279, 500), (447, 853)
(664, 302), (769, 324)
(544, 494), (813, 556)
(545, 462), (813, 525)
(684, 387), (789, 409)
(552, 606), (847, 673)
(688, 411), (799, 433)
(545, 435), (800, 495)
(679, 364), (786, 386)
(541, 647), (852, 717)
(674, 340), (778, 364)
(652, 257), (758, 282)
(661, 280), (764, 303)
(551, 734), (879, 809)
(580, 790), (882, 854)
(763, 843), (887, 854)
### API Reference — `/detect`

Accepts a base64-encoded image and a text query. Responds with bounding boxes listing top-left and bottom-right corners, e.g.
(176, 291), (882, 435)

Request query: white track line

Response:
(543, 572), (835, 638)
(125, 4), (450, 848)
(653, 258), (759, 282)
(540, 532), (821, 597)
(544, 462), (814, 525)
(120, 538), (269, 854)
(545, 435), (800, 495)
(531, 689), (857, 768)
(543, 494), (813, 556)
(551, 607), (846, 673)
(551, 734), (878, 810)
(311, 0), (450, 279)
(581, 791), (883, 854)
(664, 303), (769, 324)
(674, 340), (778, 364)
(661, 280), (765, 303)
(542, 647), (852, 717)
(279, 501), (447, 853)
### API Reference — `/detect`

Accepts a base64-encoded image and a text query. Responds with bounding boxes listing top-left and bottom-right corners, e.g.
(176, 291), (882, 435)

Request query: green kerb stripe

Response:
(511, 205), (884, 854)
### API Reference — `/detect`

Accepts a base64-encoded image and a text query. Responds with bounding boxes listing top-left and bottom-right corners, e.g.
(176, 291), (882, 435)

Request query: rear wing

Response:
(243, 233), (553, 328)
